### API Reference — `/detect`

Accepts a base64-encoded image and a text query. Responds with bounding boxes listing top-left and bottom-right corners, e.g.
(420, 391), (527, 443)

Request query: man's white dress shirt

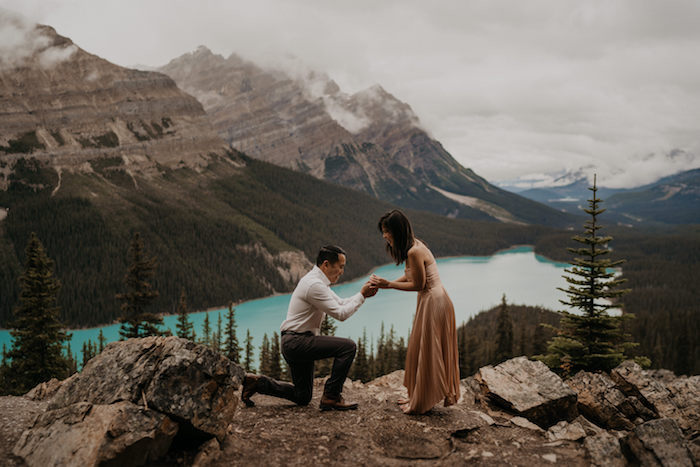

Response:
(280, 266), (365, 335)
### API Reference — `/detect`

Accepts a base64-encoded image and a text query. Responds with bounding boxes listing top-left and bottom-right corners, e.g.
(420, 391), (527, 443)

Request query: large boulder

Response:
(49, 336), (245, 441)
(13, 401), (178, 466)
(611, 361), (696, 434)
(620, 418), (695, 467)
(474, 357), (578, 428)
(567, 371), (653, 431)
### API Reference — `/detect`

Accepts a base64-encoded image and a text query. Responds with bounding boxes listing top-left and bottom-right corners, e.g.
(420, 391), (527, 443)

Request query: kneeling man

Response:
(242, 245), (377, 410)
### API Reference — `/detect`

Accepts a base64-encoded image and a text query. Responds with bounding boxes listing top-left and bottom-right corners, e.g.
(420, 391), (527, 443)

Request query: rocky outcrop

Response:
(612, 361), (697, 435)
(4, 355), (698, 466)
(13, 401), (178, 466)
(474, 356), (578, 428)
(9, 337), (244, 466)
(567, 370), (653, 430)
(159, 47), (573, 227)
(49, 336), (245, 440)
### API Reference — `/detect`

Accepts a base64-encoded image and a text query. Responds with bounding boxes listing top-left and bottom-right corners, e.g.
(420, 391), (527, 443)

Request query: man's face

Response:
(320, 254), (346, 284)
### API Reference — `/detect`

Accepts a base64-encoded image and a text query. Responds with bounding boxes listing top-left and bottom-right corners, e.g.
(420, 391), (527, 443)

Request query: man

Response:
(241, 245), (377, 410)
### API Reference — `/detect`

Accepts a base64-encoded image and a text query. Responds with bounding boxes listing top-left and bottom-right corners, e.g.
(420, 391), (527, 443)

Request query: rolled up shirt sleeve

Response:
(306, 282), (365, 321)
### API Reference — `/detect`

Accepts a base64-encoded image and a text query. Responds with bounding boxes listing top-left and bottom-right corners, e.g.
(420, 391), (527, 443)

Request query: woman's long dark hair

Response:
(378, 210), (415, 265)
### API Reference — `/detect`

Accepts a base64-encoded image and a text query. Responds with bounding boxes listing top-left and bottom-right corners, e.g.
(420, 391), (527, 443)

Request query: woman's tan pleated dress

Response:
(403, 261), (461, 414)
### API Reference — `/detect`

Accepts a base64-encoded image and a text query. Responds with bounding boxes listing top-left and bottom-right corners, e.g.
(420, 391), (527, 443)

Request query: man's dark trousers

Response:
(254, 331), (356, 405)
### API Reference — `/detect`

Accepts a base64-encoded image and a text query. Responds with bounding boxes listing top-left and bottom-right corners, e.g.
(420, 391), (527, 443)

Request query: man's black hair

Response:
(316, 245), (346, 266)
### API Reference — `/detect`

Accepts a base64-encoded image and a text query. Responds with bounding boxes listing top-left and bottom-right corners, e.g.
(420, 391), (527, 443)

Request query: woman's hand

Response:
(369, 274), (390, 289)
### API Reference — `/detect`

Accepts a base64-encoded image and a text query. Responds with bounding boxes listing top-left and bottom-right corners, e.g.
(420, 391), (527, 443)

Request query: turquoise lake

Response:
(0, 246), (571, 366)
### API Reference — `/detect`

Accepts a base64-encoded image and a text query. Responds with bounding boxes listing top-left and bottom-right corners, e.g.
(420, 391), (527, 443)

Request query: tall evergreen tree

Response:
(269, 332), (282, 379)
(243, 329), (255, 373)
(97, 329), (107, 353)
(212, 312), (223, 351)
(66, 342), (78, 376)
(117, 232), (162, 339)
(538, 175), (642, 375)
(201, 312), (211, 347)
(6, 233), (71, 395)
(1, 344), (8, 393)
(367, 341), (376, 380)
(396, 336), (407, 370)
(375, 323), (388, 376)
(81, 339), (97, 369)
(495, 294), (514, 363)
(259, 333), (271, 375)
(352, 329), (369, 382)
(224, 303), (241, 363)
(175, 288), (195, 340)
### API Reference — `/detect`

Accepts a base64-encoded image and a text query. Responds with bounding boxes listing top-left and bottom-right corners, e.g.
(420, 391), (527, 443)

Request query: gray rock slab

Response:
(475, 356), (578, 428)
(13, 401), (178, 467)
(48, 336), (245, 440)
(621, 418), (694, 467)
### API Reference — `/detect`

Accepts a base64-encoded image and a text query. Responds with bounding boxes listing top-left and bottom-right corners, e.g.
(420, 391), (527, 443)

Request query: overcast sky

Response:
(2, 0), (699, 188)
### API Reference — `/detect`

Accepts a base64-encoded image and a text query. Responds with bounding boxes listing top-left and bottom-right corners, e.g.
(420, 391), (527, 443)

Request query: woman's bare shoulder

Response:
(409, 240), (433, 261)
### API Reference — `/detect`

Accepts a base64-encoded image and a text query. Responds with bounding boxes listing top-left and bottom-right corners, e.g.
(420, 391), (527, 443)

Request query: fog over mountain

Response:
(2, 1), (700, 188)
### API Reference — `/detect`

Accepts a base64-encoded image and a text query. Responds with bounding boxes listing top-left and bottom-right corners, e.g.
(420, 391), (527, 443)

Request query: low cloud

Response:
(0, 8), (76, 70)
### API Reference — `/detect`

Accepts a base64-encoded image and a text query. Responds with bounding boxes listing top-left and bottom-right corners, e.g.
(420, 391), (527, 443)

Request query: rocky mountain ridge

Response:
(0, 24), (232, 191)
(158, 47), (574, 227)
(515, 168), (700, 225)
(1, 337), (697, 466)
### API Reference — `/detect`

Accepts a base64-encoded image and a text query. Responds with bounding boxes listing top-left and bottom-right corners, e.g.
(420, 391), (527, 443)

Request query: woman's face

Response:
(381, 226), (394, 247)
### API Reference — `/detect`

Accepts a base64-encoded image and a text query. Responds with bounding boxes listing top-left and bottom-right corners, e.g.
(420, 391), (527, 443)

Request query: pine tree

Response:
(201, 312), (211, 347)
(367, 342), (376, 380)
(352, 329), (369, 382)
(212, 312), (223, 351)
(66, 342), (78, 375)
(224, 303), (241, 363)
(1, 344), (8, 394)
(117, 232), (162, 339)
(81, 339), (97, 369)
(396, 336), (407, 370)
(538, 175), (641, 375)
(269, 332), (282, 379)
(375, 323), (387, 376)
(243, 329), (255, 373)
(259, 333), (271, 376)
(495, 294), (514, 363)
(97, 329), (107, 353)
(175, 288), (195, 340)
(6, 233), (71, 395)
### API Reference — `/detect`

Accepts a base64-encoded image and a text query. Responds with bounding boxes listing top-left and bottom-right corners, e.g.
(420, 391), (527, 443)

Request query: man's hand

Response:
(361, 281), (379, 298)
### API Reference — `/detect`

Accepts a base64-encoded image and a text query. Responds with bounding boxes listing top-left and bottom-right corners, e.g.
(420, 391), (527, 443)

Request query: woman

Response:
(369, 210), (460, 414)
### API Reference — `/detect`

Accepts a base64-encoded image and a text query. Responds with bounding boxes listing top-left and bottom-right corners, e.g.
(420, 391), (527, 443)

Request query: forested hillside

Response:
(0, 152), (554, 328)
(533, 225), (700, 375)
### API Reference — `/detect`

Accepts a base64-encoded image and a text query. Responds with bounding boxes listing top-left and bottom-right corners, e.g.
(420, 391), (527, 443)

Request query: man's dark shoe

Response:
(241, 374), (262, 407)
(319, 394), (358, 411)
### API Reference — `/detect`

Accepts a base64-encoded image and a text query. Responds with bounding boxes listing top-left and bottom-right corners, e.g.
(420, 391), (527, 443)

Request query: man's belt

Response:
(281, 330), (314, 336)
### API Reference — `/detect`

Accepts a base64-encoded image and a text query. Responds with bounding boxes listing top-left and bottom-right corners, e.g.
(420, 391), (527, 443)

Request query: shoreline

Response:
(0, 244), (561, 333)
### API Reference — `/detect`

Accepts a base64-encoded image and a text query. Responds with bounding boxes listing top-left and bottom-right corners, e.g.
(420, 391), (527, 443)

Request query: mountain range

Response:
(514, 169), (700, 225)
(157, 47), (574, 227)
(0, 23), (551, 327)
